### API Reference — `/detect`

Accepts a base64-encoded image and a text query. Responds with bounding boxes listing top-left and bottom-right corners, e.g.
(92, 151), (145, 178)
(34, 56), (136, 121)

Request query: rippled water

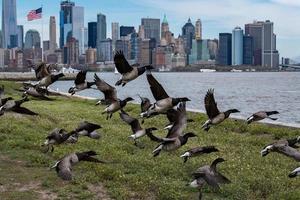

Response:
(51, 72), (300, 126)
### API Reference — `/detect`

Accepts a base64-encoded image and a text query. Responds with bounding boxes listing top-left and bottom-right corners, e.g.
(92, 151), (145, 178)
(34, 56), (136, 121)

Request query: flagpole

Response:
(41, 5), (44, 62)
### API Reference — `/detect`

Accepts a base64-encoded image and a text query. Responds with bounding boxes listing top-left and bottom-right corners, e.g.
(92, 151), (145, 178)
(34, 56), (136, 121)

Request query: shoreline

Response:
(53, 90), (300, 129)
(0, 72), (76, 81)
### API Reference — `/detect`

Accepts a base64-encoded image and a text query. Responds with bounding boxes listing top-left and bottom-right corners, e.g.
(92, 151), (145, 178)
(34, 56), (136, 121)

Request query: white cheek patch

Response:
(189, 180), (199, 188)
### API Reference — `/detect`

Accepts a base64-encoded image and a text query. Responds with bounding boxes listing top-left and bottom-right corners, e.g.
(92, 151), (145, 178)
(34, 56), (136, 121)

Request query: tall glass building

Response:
(24, 30), (41, 49)
(96, 13), (107, 60)
(2, 0), (18, 48)
(60, 0), (75, 48)
(182, 18), (195, 55)
(88, 22), (97, 48)
(72, 6), (84, 54)
(243, 35), (253, 65)
(141, 18), (160, 45)
(232, 27), (243, 65)
(17, 25), (24, 49)
(217, 33), (232, 66)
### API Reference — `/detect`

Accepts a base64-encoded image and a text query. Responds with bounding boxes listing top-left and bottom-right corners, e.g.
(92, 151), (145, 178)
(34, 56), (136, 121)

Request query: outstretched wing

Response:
(75, 71), (87, 85)
(119, 110), (142, 132)
(204, 89), (220, 119)
(35, 63), (51, 80)
(114, 51), (133, 74)
(94, 73), (118, 102)
(146, 73), (169, 101)
(12, 107), (38, 115)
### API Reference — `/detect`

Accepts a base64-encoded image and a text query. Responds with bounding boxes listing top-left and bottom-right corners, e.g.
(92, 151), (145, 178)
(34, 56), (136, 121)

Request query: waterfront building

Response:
(115, 39), (130, 60)
(46, 53), (58, 64)
(138, 25), (145, 39)
(0, 49), (5, 68)
(88, 22), (97, 48)
(207, 39), (218, 60)
(72, 6), (84, 55)
(195, 19), (202, 40)
(66, 37), (79, 65)
(232, 26), (243, 65)
(60, 0), (75, 48)
(153, 45), (172, 68)
(43, 40), (50, 51)
(217, 33), (232, 65)
(160, 15), (174, 46)
(243, 35), (253, 65)
(262, 20), (279, 68)
(120, 26), (135, 37)
(15, 50), (23, 68)
(49, 16), (57, 51)
(96, 13), (107, 60)
(141, 18), (160, 45)
(130, 32), (140, 61)
(245, 21), (263, 65)
(2, 0), (18, 49)
(111, 22), (120, 50)
(182, 18), (195, 55)
(98, 39), (112, 62)
(24, 30), (41, 49)
(138, 38), (156, 66)
(86, 48), (97, 64)
(17, 25), (24, 49)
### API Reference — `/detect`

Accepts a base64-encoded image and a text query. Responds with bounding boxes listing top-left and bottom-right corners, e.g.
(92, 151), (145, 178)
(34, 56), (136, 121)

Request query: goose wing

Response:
(76, 121), (101, 133)
(94, 73), (118, 102)
(146, 73), (169, 101)
(35, 63), (51, 80)
(166, 103), (187, 138)
(75, 71), (87, 85)
(192, 171), (221, 190)
(56, 157), (73, 181)
(119, 110), (142, 133)
(204, 89), (220, 119)
(12, 106), (38, 115)
(275, 144), (300, 162)
(114, 51), (133, 74)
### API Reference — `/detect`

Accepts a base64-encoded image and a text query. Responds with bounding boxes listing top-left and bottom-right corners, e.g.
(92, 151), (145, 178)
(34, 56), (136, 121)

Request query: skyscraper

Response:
(111, 22), (120, 46)
(243, 35), (253, 65)
(161, 14), (169, 38)
(49, 16), (57, 51)
(232, 27), (243, 65)
(182, 18), (195, 55)
(245, 21), (263, 65)
(141, 18), (160, 45)
(88, 22), (97, 48)
(96, 13), (107, 60)
(2, 0), (18, 48)
(217, 33), (232, 66)
(17, 25), (24, 49)
(195, 19), (202, 40)
(120, 26), (135, 37)
(24, 30), (41, 49)
(72, 6), (84, 55)
(262, 20), (279, 68)
(98, 39), (112, 62)
(59, 0), (75, 48)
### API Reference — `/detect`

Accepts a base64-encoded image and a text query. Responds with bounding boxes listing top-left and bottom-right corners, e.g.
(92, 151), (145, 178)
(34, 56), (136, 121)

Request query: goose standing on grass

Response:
(0, 85), (13, 106)
(50, 151), (106, 181)
(188, 158), (231, 200)
(119, 110), (157, 147)
(246, 111), (279, 124)
(94, 73), (117, 105)
(289, 167), (300, 178)
(201, 89), (240, 131)
(114, 51), (154, 86)
(141, 72), (190, 118)
(42, 128), (77, 152)
(68, 71), (95, 95)
(180, 146), (219, 163)
(261, 136), (300, 161)
(0, 96), (38, 116)
(73, 121), (102, 140)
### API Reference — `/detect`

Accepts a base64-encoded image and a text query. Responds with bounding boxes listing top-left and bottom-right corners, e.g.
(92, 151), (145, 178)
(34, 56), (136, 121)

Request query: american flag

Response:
(27, 7), (42, 21)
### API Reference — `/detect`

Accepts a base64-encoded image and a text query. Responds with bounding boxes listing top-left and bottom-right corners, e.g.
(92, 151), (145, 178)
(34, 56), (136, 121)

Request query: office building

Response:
(59, 0), (75, 48)
(182, 18), (195, 55)
(24, 29), (41, 49)
(243, 35), (253, 65)
(217, 33), (232, 65)
(49, 16), (57, 51)
(98, 39), (112, 62)
(232, 26), (243, 65)
(141, 18), (160, 45)
(88, 22), (97, 48)
(195, 19), (202, 40)
(72, 6), (84, 54)
(2, 0), (18, 48)
(17, 25), (24, 49)
(120, 26), (135, 37)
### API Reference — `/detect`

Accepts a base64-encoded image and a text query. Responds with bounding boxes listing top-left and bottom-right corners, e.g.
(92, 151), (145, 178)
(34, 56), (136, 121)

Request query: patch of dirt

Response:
(88, 184), (112, 200)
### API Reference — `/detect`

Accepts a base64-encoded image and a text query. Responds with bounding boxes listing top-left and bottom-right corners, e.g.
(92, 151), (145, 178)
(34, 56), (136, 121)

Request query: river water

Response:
(51, 72), (300, 126)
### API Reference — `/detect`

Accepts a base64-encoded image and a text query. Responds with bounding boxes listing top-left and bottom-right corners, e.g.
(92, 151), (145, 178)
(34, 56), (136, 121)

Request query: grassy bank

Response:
(0, 81), (299, 200)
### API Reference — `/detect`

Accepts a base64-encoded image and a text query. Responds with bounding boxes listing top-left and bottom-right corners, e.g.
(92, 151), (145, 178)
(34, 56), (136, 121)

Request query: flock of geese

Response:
(0, 51), (299, 199)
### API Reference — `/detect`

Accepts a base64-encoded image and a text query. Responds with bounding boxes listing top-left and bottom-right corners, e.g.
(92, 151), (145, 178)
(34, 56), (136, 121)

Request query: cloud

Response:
(272, 0), (300, 6)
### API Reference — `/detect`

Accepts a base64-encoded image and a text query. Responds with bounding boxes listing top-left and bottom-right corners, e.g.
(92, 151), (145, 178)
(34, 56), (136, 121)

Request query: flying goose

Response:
(201, 89), (240, 131)
(68, 71), (95, 95)
(247, 111), (279, 124)
(141, 72), (190, 118)
(180, 146), (219, 163)
(114, 51), (154, 86)
(102, 97), (134, 120)
(119, 110), (157, 146)
(188, 158), (231, 200)
(164, 108), (194, 130)
(73, 121), (102, 139)
(138, 95), (152, 124)
(50, 151), (106, 181)
(43, 128), (77, 152)
(33, 62), (52, 81)
(261, 136), (300, 161)
(0, 96), (38, 116)
(23, 86), (51, 100)
(36, 72), (65, 89)
(94, 73), (118, 105)
(289, 167), (300, 178)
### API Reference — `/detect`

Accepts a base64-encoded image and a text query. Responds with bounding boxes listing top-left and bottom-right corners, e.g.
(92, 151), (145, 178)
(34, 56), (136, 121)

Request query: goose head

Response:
(261, 145), (273, 157)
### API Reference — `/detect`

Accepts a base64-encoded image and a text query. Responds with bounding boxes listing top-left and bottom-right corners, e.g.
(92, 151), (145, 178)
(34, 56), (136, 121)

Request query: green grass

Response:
(0, 81), (299, 200)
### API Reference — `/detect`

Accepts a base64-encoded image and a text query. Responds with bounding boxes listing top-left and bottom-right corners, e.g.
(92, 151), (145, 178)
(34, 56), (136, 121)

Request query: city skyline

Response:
(0, 0), (299, 58)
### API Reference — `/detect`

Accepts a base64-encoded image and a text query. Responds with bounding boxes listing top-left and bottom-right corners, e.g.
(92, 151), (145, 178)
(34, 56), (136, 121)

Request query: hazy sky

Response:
(2, 0), (300, 58)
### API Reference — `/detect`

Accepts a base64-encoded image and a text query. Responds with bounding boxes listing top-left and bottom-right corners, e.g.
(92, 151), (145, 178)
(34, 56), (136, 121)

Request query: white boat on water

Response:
(231, 69), (243, 72)
(200, 69), (216, 73)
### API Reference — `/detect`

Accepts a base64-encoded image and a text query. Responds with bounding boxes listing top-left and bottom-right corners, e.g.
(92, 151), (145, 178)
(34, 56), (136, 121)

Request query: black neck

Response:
(137, 66), (146, 75)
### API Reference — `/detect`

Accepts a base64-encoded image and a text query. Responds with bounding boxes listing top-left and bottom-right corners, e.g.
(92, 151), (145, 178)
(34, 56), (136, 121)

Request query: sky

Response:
(1, 0), (300, 59)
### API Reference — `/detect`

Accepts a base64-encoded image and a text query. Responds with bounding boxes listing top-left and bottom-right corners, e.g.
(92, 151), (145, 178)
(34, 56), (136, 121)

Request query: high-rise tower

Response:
(195, 19), (202, 40)
(49, 16), (57, 51)
(2, 0), (18, 48)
